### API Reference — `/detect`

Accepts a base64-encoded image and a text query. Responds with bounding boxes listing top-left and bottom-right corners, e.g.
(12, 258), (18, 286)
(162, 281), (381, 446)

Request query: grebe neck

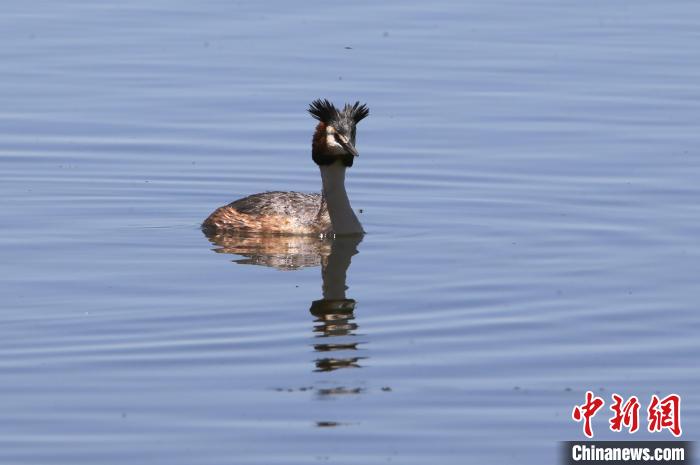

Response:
(320, 162), (363, 235)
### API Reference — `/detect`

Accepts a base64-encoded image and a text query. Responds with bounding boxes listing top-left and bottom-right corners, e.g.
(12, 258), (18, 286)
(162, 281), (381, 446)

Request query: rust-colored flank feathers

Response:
(202, 191), (331, 235)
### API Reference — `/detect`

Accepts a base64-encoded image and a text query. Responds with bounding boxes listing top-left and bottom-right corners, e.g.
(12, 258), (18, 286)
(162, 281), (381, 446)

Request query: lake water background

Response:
(1, 1), (699, 464)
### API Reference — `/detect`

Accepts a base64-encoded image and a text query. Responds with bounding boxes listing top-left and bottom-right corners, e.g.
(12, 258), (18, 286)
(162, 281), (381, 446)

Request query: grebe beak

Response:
(339, 139), (359, 157)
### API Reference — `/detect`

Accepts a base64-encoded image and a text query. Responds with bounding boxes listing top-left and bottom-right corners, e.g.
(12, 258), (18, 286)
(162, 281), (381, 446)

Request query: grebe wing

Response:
(229, 191), (322, 218)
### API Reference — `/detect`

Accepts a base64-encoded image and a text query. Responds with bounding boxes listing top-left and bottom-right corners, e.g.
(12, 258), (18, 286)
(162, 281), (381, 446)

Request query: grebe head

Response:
(309, 99), (369, 167)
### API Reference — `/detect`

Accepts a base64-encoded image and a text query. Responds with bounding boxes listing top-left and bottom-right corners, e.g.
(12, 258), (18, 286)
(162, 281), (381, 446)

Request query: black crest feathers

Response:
(308, 99), (340, 123)
(344, 101), (370, 124)
(308, 99), (369, 125)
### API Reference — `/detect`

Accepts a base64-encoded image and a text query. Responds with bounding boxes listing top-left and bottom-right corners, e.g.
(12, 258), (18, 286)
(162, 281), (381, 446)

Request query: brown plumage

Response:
(311, 122), (331, 165)
(202, 191), (331, 235)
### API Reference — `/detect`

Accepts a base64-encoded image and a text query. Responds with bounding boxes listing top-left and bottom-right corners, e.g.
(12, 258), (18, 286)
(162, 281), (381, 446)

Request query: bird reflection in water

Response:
(203, 230), (365, 375)
(204, 231), (333, 270)
(310, 236), (365, 372)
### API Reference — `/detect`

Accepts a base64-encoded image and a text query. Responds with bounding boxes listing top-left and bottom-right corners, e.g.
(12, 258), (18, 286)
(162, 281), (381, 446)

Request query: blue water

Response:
(1, 1), (699, 463)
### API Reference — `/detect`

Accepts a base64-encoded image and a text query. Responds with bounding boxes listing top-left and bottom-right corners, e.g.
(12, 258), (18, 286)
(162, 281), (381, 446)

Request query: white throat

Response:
(320, 162), (364, 235)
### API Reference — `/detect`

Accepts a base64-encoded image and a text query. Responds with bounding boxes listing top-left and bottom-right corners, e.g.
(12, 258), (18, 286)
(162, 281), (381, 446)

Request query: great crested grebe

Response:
(202, 99), (369, 236)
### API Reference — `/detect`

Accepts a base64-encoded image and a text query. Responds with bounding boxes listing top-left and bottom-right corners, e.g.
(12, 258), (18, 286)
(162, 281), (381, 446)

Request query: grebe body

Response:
(204, 191), (329, 235)
(202, 99), (369, 236)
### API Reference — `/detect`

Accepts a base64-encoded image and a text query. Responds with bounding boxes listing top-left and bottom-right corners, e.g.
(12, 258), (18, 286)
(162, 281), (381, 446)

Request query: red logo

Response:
(609, 394), (640, 433)
(572, 391), (605, 438)
(571, 392), (682, 438)
(648, 394), (682, 437)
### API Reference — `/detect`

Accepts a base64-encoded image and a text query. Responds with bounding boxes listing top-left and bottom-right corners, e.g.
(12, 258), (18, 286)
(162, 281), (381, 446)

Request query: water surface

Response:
(1, 1), (699, 464)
